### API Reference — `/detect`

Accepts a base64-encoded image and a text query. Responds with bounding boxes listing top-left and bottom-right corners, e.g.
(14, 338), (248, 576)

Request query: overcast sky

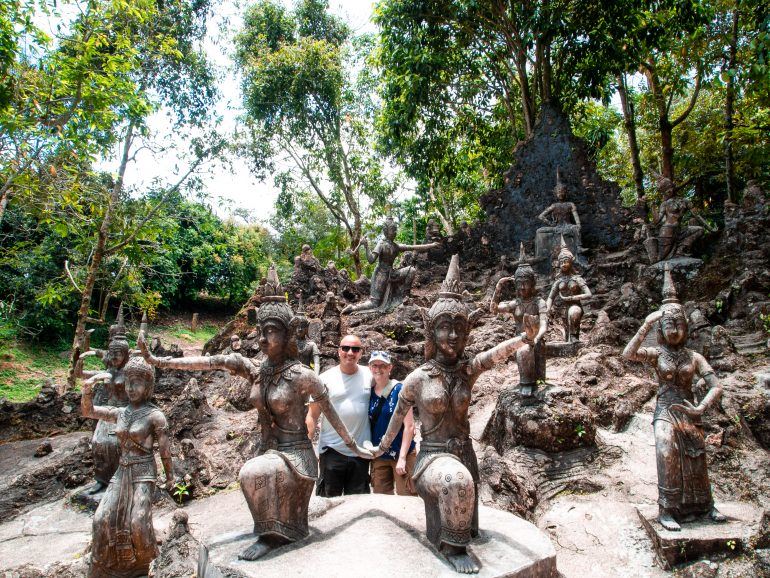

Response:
(122, 1), (377, 224)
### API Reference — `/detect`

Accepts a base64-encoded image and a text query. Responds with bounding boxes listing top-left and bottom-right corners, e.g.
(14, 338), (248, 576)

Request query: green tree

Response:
(235, 0), (398, 276)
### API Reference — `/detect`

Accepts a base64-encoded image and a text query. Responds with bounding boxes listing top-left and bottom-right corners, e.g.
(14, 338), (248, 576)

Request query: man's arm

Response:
(305, 401), (321, 440)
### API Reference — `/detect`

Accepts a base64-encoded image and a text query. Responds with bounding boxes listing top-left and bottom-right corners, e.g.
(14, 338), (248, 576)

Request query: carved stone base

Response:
(482, 385), (596, 453)
(636, 503), (769, 570)
(196, 493), (556, 577)
(545, 340), (583, 358)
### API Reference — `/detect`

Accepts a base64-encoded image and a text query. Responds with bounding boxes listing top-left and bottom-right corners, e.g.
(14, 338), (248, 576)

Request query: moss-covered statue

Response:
(623, 264), (726, 531)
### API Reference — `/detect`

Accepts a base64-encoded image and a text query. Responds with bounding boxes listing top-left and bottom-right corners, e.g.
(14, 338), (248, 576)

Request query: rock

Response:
(148, 509), (200, 578)
(636, 502), (768, 569)
(199, 494), (557, 578)
(680, 560), (719, 578)
(482, 385), (596, 453)
(33, 441), (53, 458)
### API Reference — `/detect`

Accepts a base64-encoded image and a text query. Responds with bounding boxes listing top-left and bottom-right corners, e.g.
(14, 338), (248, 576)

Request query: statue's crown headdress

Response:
(109, 302), (127, 342)
(257, 264), (294, 328)
(661, 263), (679, 305)
(427, 255), (468, 323)
(557, 235), (574, 262)
(514, 243), (536, 281)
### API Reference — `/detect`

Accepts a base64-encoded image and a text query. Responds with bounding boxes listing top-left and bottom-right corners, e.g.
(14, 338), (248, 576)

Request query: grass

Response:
(0, 341), (103, 403)
(160, 323), (219, 344)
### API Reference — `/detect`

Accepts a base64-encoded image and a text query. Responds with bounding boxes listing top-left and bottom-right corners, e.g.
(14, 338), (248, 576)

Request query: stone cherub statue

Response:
(491, 244), (548, 397)
(623, 264), (726, 531)
(372, 255), (531, 574)
(645, 175), (716, 263)
(535, 167), (583, 267)
(546, 236), (592, 343)
(80, 356), (173, 578)
(294, 297), (320, 374)
(139, 265), (371, 561)
(343, 216), (440, 315)
(76, 303), (130, 494)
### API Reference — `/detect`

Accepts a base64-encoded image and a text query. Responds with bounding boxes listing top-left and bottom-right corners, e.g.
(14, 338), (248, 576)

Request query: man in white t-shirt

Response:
(306, 334), (372, 496)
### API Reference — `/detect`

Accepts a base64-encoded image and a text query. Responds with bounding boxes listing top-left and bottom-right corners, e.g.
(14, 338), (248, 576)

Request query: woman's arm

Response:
(375, 377), (417, 456)
(622, 310), (662, 362)
(80, 374), (120, 422)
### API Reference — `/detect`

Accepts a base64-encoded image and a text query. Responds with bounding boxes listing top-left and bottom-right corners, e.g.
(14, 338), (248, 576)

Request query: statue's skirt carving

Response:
(239, 440), (318, 542)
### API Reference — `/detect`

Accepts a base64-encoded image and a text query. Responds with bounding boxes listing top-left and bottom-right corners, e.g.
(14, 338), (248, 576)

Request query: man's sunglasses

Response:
(339, 345), (362, 353)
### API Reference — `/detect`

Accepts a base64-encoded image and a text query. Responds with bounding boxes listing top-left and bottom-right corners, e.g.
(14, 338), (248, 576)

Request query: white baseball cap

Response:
(368, 350), (392, 365)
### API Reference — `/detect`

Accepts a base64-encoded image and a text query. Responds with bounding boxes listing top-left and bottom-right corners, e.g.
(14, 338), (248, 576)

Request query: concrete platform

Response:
(636, 502), (769, 569)
(198, 493), (557, 578)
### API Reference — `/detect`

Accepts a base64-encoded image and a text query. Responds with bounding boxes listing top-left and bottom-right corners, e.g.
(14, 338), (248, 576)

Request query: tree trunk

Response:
(616, 75), (645, 198)
(660, 118), (675, 181)
(65, 122), (135, 391)
(724, 8), (739, 203)
(0, 189), (9, 224)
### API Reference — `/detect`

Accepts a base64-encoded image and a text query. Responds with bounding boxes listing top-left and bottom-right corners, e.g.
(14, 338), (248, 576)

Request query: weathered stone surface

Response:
(198, 493), (556, 578)
(480, 104), (630, 258)
(545, 340), (583, 358)
(482, 385), (596, 453)
(636, 502), (768, 569)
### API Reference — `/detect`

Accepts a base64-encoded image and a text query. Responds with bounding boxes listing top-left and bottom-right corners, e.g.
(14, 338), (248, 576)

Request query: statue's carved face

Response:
(259, 320), (288, 360)
(555, 185), (567, 201)
(384, 223), (397, 240)
(515, 277), (536, 299)
(559, 256), (573, 274)
(105, 343), (129, 369)
(660, 312), (688, 346)
(433, 314), (469, 361)
(126, 374), (152, 404)
(295, 319), (309, 339)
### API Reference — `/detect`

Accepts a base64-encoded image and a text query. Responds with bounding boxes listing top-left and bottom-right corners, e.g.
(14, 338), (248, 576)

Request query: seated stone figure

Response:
(535, 167), (583, 268)
(343, 217), (439, 315)
(373, 255), (531, 574)
(491, 244), (548, 397)
(546, 237), (592, 343)
(294, 299), (320, 374)
(139, 266), (371, 561)
(645, 175), (716, 263)
(623, 264), (726, 531)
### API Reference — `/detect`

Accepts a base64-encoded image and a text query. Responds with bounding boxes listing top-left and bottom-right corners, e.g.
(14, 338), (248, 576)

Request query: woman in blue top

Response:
(368, 351), (417, 495)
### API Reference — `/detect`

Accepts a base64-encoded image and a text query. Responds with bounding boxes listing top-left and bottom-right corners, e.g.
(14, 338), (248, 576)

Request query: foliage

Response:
(235, 0), (401, 275)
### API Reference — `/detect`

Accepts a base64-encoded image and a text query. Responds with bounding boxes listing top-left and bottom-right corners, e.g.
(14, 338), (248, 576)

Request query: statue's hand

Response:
(351, 444), (374, 460)
(80, 350), (97, 358)
(364, 440), (385, 458)
(670, 400), (704, 418)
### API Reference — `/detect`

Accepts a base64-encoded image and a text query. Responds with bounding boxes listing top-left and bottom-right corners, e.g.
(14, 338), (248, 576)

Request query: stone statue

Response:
(645, 175), (716, 263)
(372, 255), (531, 574)
(491, 244), (548, 396)
(546, 237), (592, 343)
(623, 264), (726, 531)
(224, 334), (242, 354)
(80, 356), (173, 578)
(425, 218), (443, 243)
(294, 298), (320, 374)
(343, 217), (439, 315)
(76, 304), (130, 494)
(535, 167), (583, 268)
(139, 265), (371, 561)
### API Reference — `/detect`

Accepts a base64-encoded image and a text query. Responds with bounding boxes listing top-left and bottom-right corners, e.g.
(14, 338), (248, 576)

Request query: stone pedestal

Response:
(198, 494), (556, 578)
(545, 340), (583, 358)
(482, 385), (596, 453)
(636, 503), (769, 569)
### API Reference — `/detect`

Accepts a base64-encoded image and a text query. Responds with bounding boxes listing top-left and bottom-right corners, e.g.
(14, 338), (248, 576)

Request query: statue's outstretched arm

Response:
(398, 241), (440, 252)
(138, 333), (253, 380)
(472, 334), (526, 379)
(622, 310), (662, 362)
(571, 203), (581, 228)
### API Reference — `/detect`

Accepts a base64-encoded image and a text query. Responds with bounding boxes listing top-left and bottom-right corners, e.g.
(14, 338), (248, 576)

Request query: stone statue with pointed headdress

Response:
(139, 265), (372, 561)
(343, 216), (440, 315)
(546, 236), (592, 343)
(294, 297), (320, 374)
(373, 255), (531, 574)
(623, 264), (726, 531)
(76, 303), (130, 494)
(490, 244), (549, 397)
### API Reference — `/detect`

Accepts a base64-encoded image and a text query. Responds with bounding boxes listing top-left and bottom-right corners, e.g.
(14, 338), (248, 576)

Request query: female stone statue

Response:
(77, 305), (130, 494)
(490, 244), (548, 396)
(545, 237), (592, 343)
(139, 265), (371, 560)
(343, 216), (439, 315)
(373, 255), (530, 574)
(80, 356), (173, 578)
(623, 265), (725, 531)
